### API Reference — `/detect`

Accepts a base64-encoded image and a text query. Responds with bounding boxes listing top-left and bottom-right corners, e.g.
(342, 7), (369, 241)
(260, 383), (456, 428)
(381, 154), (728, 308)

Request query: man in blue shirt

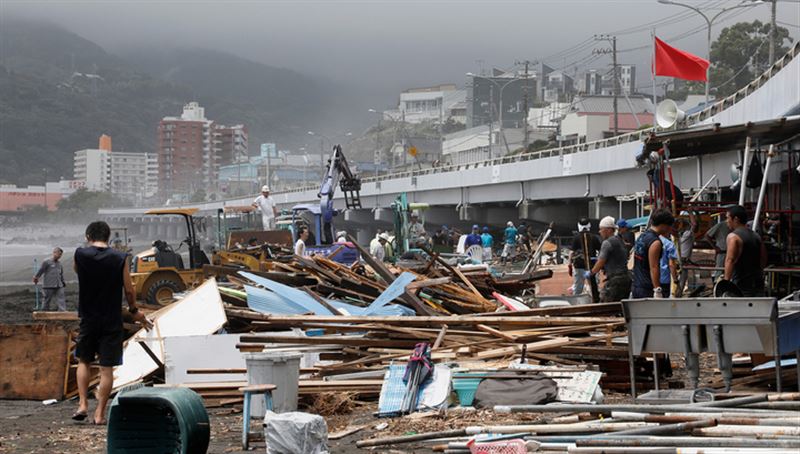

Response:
(659, 234), (678, 297)
(501, 221), (518, 265)
(480, 227), (493, 262)
(465, 225), (482, 248)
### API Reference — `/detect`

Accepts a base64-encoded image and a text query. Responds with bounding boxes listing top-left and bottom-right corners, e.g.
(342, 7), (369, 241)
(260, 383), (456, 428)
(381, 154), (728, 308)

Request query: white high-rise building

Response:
(73, 148), (110, 191)
(73, 135), (158, 205)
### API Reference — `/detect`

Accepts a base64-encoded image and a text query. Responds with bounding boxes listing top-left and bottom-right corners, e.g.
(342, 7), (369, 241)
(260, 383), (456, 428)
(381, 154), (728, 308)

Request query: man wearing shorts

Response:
(73, 221), (149, 424)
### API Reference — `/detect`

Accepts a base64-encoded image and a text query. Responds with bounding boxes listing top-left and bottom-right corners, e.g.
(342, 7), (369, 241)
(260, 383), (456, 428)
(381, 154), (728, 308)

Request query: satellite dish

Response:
(656, 99), (686, 128)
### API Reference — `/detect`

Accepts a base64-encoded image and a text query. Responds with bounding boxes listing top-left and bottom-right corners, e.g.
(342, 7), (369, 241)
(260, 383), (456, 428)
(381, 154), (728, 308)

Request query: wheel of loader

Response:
(146, 279), (183, 306)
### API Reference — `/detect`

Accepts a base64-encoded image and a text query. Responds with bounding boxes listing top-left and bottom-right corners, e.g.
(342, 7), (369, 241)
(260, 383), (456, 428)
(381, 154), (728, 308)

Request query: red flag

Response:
(653, 36), (709, 81)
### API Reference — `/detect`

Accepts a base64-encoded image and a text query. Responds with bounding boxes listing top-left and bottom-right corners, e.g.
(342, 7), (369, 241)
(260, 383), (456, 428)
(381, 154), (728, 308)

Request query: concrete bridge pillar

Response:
(588, 197), (619, 220)
(343, 209), (376, 225)
(167, 223), (179, 241)
(356, 229), (374, 245)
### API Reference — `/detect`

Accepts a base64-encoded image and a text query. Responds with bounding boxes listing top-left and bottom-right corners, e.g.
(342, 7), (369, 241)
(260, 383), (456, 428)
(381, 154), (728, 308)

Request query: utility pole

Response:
(768, 0), (777, 66)
(516, 59), (533, 150)
(612, 35), (619, 136)
(594, 35), (619, 135)
(488, 85), (494, 158)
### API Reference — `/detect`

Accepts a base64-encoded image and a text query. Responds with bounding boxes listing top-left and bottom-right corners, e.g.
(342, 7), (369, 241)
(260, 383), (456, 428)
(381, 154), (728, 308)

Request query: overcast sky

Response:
(3, 0), (799, 96)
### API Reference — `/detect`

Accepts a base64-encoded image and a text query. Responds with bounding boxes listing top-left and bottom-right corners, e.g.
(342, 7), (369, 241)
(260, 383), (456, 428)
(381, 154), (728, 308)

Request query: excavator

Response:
(290, 144), (362, 263)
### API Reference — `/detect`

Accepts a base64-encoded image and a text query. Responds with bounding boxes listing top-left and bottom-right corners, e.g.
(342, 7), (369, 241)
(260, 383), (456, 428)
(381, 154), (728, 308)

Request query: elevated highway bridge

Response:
(101, 43), (800, 244)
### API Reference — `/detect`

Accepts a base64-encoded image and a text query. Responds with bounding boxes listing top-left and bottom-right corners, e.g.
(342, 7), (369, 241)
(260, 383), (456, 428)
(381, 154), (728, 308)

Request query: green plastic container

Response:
(452, 378), (483, 406)
(107, 387), (210, 454)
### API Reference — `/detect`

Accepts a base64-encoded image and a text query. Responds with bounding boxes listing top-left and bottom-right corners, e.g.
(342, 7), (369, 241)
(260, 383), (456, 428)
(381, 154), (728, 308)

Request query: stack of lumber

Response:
(221, 302), (656, 392)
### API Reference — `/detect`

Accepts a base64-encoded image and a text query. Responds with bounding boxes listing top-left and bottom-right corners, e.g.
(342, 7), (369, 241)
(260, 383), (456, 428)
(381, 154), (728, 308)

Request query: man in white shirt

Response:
(294, 226), (309, 256)
(370, 233), (388, 262)
(252, 185), (278, 230)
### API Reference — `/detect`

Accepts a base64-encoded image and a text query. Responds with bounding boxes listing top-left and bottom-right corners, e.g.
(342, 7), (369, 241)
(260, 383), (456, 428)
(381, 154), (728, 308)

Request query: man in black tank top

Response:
(724, 205), (767, 297)
(72, 221), (150, 425)
(632, 209), (675, 298)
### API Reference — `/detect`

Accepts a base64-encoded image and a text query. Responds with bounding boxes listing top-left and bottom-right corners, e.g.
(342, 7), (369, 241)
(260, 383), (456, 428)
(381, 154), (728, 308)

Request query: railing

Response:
(272, 41), (800, 197)
(108, 41), (800, 212)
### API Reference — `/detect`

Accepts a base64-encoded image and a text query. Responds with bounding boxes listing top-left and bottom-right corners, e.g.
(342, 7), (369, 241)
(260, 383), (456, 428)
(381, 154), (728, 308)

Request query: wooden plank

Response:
(32, 311), (79, 321)
(303, 286), (347, 316)
(432, 325), (448, 349)
(406, 277), (452, 290)
(475, 324), (517, 342)
(224, 309), (621, 327)
(239, 335), (420, 348)
(346, 233), (435, 316)
(476, 333), (623, 360)
(476, 302), (622, 318)
(0, 324), (70, 400)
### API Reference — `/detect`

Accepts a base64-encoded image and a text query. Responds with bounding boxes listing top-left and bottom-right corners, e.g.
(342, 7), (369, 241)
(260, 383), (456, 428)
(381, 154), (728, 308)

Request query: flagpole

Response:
(651, 29), (657, 107)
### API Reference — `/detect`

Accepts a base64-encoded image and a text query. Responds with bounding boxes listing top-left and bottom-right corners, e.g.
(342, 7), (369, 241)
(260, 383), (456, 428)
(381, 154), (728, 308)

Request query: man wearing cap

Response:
(616, 219), (635, 256)
(501, 221), (518, 265)
(465, 225), (482, 248)
(568, 218), (601, 295)
(408, 212), (428, 248)
(370, 233), (388, 262)
(481, 227), (493, 262)
(586, 216), (631, 302)
(252, 186), (278, 230)
(705, 217), (730, 281)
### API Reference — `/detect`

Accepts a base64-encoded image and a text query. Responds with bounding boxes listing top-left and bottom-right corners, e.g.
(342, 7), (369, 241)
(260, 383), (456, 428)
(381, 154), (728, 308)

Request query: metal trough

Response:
(622, 297), (800, 398)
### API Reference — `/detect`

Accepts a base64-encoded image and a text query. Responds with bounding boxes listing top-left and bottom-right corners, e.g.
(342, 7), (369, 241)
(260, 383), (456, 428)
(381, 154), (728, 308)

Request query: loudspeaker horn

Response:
(656, 99), (686, 129)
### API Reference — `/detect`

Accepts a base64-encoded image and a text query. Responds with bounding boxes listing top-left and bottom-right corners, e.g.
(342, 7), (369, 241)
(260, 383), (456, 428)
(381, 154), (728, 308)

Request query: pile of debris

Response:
(357, 392), (800, 452)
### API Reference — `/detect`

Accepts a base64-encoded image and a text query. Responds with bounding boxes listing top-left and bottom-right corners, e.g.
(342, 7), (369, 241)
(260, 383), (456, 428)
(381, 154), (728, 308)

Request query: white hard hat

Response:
(378, 233), (389, 241)
(599, 216), (617, 229)
(261, 185), (270, 192)
(507, 221), (514, 227)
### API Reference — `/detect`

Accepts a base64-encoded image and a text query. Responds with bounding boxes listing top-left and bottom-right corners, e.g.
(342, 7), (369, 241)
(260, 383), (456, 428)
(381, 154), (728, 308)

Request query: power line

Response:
(607, 0), (725, 36)
(777, 20), (800, 28)
(617, 6), (752, 54)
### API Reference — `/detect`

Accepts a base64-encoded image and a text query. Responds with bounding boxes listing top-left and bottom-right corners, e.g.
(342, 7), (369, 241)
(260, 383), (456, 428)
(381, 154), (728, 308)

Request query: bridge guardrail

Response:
(104, 41), (800, 212)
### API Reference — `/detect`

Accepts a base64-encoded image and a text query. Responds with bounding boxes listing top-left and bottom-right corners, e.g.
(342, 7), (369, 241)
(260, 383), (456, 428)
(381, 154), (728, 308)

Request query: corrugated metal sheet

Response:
(240, 272), (415, 317)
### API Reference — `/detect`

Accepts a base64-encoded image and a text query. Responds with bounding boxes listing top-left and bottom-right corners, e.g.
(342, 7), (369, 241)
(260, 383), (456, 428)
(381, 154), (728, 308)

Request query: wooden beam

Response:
(346, 233), (435, 316)
(475, 324), (517, 342)
(406, 277), (452, 290)
(432, 324), (448, 349)
(32, 311), (79, 321)
(224, 309), (620, 327)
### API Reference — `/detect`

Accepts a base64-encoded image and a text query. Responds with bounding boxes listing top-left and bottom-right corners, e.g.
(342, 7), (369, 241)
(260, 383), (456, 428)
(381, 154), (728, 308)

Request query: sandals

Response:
(71, 411), (88, 421)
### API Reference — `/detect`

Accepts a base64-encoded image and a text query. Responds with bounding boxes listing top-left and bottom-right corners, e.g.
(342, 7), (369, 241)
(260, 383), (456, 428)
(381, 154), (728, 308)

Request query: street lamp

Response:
(466, 72), (525, 157)
(307, 130), (330, 167)
(657, 0), (765, 104)
(300, 149), (309, 188)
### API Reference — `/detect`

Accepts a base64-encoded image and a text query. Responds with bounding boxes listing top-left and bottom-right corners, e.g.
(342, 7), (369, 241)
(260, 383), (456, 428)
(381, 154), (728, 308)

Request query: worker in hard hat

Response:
(585, 216), (631, 302)
(408, 211), (428, 248)
(252, 185), (278, 230)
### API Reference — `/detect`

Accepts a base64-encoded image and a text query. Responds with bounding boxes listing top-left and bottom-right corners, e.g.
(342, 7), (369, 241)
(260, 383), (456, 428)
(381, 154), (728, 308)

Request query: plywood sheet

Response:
(113, 278), (227, 390)
(0, 324), (69, 400)
(164, 334), (245, 385)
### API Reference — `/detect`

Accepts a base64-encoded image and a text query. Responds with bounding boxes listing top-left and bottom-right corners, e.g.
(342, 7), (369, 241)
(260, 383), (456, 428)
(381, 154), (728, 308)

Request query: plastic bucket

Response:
(243, 352), (302, 416)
